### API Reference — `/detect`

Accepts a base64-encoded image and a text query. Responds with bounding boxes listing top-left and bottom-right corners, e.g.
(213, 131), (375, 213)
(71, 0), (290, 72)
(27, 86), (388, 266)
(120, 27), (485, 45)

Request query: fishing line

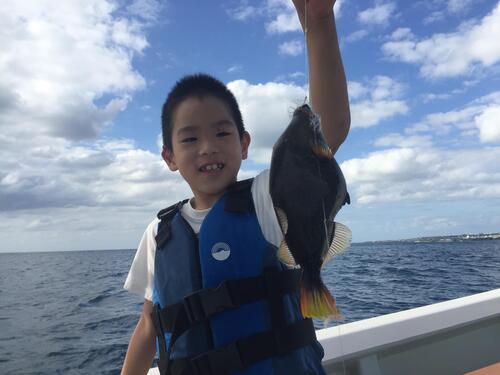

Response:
(303, 0), (308, 104)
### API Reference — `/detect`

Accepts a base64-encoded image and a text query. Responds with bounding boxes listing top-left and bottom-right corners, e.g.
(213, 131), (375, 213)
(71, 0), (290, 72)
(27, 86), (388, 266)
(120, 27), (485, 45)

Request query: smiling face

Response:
(162, 95), (250, 209)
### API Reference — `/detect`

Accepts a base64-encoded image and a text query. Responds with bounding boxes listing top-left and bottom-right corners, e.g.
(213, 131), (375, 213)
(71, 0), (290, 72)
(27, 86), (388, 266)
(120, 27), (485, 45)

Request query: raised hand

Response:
(291, 0), (336, 31)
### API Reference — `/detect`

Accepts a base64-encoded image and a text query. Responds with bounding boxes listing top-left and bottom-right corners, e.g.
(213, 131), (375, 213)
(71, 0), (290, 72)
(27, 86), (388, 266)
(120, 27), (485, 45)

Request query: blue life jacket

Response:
(150, 179), (325, 375)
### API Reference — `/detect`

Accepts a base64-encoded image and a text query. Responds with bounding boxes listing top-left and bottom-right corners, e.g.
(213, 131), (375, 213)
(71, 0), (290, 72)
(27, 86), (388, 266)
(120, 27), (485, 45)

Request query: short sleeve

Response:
(123, 218), (159, 301)
(251, 169), (283, 248)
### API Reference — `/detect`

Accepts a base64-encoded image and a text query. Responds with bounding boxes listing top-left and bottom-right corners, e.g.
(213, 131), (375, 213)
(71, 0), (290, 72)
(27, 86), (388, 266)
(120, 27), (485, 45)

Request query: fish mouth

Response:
(310, 139), (332, 159)
(198, 162), (225, 172)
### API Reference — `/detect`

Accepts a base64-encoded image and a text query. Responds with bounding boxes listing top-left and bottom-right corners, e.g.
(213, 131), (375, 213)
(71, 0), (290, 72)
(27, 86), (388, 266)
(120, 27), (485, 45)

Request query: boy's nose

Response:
(198, 139), (219, 155)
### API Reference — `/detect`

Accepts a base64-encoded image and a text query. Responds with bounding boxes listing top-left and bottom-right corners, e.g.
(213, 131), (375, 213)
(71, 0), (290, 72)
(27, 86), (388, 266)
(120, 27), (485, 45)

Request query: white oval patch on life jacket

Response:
(211, 242), (231, 261)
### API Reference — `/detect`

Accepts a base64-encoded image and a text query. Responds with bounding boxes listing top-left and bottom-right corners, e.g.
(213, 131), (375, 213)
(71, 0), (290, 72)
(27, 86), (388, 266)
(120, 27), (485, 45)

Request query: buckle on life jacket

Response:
(183, 281), (235, 324)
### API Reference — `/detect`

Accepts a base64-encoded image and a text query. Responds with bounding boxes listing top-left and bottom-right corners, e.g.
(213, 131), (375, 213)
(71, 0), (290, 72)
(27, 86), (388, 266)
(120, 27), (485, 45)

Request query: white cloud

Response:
(351, 100), (408, 129)
(423, 11), (445, 24)
(0, 138), (180, 211)
(274, 71), (306, 84)
(228, 64), (243, 74)
(0, 0), (151, 142)
(342, 89), (500, 207)
(347, 81), (369, 100)
(278, 40), (304, 56)
(374, 133), (433, 148)
(344, 29), (369, 44)
(226, 1), (262, 21)
(342, 147), (500, 205)
(475, 106), (500, 143)
(126, 0), (163, 22)
(389, 27), (412, 40)
(407, 91), (500, 143)
(382, 2), (500, 78)
(447, 0), (475, 14)
(227, 79), (307, 164)
(420, 93), (453, 103)
(348, 76), (408, 128)
(0, 0), (176, 218)
(421, 0), (476, 24)
(266, 11), (301, 34)
(358, 2), (396, 26)
(227, 0), (295, 31)
(409, 106), (480, 135)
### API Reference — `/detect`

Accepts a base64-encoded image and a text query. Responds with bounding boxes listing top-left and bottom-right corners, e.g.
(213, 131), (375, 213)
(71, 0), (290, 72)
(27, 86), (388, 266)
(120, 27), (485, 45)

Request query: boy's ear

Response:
(162, 146), (178, 171)
(241, 131), (251, 160)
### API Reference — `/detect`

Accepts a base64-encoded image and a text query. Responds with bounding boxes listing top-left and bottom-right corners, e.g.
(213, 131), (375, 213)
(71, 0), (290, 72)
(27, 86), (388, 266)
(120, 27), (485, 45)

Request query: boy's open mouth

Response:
(199, 163), (225, 172)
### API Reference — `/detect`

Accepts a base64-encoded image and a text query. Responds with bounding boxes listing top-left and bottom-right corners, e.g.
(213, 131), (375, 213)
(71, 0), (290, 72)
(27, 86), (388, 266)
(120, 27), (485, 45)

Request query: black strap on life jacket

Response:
(169, 318), (316, 375)
(157, 268), (301, 341)
(151, 303), (169, 373)
(155, 199), (189, 249)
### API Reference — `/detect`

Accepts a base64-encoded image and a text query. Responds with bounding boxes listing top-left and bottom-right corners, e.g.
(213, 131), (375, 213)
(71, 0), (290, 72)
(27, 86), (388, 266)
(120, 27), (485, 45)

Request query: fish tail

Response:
(299, 281), (342, 320)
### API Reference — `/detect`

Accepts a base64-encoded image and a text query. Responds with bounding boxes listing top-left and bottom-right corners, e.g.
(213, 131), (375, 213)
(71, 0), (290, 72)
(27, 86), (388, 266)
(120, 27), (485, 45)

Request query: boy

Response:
(122, 0), (350, 374)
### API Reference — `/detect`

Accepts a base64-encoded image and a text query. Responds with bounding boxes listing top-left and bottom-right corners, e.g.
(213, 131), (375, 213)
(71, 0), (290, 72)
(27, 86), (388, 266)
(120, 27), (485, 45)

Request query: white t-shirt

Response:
(123, 169), (283, 301)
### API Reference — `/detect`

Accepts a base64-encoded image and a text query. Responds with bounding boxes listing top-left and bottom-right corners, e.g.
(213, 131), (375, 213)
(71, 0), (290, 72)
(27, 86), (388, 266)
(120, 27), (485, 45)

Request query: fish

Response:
(269, 104), (351, 319)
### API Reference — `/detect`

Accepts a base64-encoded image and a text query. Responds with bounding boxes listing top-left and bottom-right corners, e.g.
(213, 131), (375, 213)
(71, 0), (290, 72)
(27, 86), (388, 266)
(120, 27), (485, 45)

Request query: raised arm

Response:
(292, 0), (350, 155)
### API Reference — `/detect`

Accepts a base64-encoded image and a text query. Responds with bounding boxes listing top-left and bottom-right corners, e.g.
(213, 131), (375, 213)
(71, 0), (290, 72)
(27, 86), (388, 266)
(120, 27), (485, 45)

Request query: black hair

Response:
(161, 73), (245, 151)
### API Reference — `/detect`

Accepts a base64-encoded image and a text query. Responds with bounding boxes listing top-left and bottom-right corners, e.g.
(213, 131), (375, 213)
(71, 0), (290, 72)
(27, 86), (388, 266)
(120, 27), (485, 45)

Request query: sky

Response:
(1, 0), (499, 253)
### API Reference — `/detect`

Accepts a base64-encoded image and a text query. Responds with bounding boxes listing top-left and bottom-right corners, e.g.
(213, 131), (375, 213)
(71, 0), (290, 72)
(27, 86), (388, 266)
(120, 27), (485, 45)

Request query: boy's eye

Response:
(217, 131), (230, 137)
(181, 137), (197, 143)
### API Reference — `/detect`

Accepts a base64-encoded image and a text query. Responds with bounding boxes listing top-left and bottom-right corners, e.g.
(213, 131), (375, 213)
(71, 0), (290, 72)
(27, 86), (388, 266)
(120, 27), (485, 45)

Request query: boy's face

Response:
(162, 96), (250, 209)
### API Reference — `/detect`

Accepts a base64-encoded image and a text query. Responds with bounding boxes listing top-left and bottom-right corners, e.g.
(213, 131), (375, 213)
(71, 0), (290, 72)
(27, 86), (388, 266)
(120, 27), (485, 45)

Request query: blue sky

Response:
(1, 0), (499, 252)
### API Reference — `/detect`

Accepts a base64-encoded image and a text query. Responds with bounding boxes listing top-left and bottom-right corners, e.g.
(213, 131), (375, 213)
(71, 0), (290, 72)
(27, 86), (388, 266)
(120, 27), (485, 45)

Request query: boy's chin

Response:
(200, 181), (235, 196)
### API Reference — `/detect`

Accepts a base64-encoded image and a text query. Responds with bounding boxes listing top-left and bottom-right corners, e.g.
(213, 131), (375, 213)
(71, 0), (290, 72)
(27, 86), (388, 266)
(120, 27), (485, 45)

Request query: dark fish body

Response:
(269, 104), (350, 318)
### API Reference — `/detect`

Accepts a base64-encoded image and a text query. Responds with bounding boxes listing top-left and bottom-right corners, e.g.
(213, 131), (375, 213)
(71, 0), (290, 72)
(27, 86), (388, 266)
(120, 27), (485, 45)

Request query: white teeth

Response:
(201, 163), (223, 171)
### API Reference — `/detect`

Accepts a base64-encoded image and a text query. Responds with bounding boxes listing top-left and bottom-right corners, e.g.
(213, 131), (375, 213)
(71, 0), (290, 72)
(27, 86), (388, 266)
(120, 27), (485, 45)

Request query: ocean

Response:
(1, 240), (499, 374)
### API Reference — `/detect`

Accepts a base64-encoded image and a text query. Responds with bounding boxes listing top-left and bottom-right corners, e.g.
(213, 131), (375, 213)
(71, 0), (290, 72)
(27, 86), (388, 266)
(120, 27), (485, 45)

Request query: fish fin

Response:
(311, 143), (333, 159)
(322, 222), (352, 266)
(300, 283), (343, 320)
(275, 207), (296, 266)
(274, 207), (288, 235)
(278, 239), (296, 266)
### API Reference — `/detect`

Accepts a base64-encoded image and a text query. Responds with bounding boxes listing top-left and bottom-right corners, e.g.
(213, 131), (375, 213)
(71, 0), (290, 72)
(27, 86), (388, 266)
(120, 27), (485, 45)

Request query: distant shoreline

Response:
(355, 233), (500, 245)
(2, 233), (499, 254)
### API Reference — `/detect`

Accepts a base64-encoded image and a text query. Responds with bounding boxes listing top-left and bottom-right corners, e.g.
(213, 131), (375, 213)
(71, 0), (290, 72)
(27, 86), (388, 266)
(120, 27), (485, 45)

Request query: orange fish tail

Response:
(299, 283), (342, 320)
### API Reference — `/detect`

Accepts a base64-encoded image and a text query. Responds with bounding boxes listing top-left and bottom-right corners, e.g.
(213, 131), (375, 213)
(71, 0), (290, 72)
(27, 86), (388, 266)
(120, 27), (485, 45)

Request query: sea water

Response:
(1, 240), (499, 374)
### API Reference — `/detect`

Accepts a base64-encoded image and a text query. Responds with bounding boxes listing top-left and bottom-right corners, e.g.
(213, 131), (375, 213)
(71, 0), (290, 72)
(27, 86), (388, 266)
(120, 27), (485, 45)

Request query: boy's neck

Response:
(190, 179), (238, 209)
(190, 195), (220, 210)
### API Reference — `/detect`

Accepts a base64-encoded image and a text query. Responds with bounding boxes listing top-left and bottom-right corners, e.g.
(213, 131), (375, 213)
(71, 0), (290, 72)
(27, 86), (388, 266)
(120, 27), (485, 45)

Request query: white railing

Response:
(318, 288), (500, 362)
